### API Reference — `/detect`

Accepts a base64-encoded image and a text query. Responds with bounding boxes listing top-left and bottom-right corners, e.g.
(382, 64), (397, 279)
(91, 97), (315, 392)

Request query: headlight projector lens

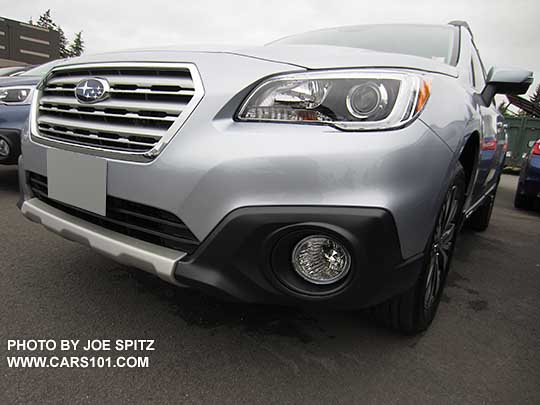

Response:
(346, 82), (388, 119)
(292, 235), (351, 284)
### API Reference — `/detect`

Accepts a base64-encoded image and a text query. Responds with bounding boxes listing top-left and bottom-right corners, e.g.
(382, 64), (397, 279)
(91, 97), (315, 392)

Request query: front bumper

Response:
(22, 116), (454, 260)
(20, 192), (423, 308)
(19, 114), (451, 308)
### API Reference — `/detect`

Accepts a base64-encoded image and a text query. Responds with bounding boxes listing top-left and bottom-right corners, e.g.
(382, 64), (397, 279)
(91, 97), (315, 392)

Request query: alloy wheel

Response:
(424, 185), (460, 310)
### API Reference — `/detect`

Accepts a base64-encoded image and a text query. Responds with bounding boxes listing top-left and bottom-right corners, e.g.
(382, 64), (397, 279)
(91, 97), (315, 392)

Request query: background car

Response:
(0, 60), (61, 165)
(515, 139), (540, 210)
(0, 65), (34, 77)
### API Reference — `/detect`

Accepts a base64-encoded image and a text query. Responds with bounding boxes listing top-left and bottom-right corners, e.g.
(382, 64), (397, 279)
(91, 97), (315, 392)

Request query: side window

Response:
(471, 47), (486, 91)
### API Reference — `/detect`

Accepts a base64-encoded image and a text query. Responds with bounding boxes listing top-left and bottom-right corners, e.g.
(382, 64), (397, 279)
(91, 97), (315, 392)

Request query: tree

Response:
(56, 27), (71, 58)
(36, 9), (55, 30)
(531, 83), (540, 106)
(33, 10), (85, 58)
(68, 32), (85, 57)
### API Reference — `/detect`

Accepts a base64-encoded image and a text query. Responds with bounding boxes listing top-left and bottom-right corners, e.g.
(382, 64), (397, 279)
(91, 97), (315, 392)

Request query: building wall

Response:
(0, 16), (60, 67)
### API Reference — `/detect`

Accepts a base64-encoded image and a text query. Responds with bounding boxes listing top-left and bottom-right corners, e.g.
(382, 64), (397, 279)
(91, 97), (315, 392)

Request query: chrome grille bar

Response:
(38, 114), (165, 139)
(38, 105), (178, 123)
(44, 87), (197, 97)
(38, 127), (156, 151)
(47, 74), (195, 90)
(39, 95), (186, 115)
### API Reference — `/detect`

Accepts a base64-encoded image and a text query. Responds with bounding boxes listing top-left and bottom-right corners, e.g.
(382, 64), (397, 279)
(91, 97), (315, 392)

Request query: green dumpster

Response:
(504, 117), (540, 169)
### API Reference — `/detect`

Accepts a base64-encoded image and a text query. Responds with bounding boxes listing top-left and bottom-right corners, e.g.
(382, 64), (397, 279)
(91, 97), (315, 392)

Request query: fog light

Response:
(292, 235), (351, 284)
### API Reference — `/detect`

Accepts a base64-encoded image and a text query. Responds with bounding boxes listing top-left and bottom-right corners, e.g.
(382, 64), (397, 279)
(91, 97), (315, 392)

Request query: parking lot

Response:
(1, 166), (539, 403)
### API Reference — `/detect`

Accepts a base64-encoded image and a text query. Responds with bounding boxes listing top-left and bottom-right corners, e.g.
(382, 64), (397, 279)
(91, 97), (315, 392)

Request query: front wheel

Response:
(373, 164), (466, 334)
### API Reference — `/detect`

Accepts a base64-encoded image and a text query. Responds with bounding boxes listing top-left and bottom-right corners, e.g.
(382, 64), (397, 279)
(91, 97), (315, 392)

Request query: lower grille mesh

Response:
(28, 172), (200, 254)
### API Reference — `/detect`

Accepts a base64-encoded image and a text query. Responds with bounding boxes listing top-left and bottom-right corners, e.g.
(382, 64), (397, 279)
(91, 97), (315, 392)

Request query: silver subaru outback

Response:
(18, 22), (532, 333)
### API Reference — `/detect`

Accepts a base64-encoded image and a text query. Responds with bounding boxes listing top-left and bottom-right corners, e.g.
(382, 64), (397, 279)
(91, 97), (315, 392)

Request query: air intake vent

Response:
(28, 172), (200, 254)
(32, 62), (204, 161)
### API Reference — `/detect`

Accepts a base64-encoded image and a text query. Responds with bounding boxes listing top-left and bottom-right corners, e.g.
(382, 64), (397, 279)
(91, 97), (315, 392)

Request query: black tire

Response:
(514, 191), (533, 210)
(0, 134), (18, 165)
(467, 178), (500, 232)
(373, 164), (466, 334)
(467, 196), (494, 231)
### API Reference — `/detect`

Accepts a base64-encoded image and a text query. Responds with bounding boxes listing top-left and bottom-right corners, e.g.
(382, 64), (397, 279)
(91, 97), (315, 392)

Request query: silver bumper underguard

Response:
(21, 198), (187, 285)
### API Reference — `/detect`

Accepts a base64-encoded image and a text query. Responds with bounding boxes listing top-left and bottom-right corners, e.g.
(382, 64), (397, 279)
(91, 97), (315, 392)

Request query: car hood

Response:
(0, 76), (41, 88)
(54, 44), (458, 77)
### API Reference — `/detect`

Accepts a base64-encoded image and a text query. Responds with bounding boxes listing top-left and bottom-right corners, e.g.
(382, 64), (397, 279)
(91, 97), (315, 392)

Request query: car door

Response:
(469, 45), (504, 202)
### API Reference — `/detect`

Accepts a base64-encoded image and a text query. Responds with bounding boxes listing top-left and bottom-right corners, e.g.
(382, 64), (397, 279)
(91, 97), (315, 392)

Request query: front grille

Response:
(28, 172), (200, 254)
(34, 63), (203, 159)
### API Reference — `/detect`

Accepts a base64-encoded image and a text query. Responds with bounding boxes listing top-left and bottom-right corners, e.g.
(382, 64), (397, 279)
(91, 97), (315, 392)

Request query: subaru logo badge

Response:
(74, 78), (110, 103)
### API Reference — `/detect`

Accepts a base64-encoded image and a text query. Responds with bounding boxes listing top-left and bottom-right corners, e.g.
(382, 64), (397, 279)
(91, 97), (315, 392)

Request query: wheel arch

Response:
(458, 131), (480, 197)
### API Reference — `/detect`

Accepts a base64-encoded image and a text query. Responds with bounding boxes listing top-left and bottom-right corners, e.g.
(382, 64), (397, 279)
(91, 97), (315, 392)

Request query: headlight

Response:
(236, 70), (431, 131)
(0, 86), (35, 105)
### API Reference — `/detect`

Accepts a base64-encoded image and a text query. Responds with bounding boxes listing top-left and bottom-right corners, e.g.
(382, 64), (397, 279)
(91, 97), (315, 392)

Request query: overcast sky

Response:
(6, 0), (540, 96)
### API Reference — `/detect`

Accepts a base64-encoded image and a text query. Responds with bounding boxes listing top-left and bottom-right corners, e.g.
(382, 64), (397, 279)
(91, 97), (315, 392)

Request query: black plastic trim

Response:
(174, 205), (423, 309)
(26, 172), (200, 253)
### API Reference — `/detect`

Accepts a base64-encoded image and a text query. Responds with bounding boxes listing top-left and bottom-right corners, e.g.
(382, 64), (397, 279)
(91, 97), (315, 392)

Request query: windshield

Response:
(273, 25), (459, 65)
(19, 59), (62, 77)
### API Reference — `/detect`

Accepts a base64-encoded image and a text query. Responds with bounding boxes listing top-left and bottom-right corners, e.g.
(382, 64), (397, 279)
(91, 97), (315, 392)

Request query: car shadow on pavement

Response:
(112, 265), (411, 346)
(0, 166), (19, 193)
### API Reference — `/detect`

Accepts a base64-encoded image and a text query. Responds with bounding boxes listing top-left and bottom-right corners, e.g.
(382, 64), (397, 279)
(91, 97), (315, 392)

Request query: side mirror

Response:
(481, 66), (533, 105)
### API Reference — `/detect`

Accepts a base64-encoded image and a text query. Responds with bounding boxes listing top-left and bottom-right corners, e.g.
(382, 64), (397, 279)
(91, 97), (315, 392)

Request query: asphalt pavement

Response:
(1, 166), (539, 404)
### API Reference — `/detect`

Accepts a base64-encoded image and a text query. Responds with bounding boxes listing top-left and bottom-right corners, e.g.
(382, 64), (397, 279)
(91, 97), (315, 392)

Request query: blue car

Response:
(0, 61), (60, 165)
(515, 139), (540, 210)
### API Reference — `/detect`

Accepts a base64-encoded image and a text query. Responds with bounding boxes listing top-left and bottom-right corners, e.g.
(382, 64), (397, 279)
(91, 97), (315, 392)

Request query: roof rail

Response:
(448, 20), (474, 39)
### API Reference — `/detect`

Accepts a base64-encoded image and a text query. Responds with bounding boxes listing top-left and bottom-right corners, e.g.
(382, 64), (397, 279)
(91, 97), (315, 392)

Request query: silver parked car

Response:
(18, 22), (532, 333)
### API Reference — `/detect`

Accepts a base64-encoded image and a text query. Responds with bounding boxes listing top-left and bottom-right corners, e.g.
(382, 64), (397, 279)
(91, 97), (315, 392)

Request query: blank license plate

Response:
(47, 149), (107, 216)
